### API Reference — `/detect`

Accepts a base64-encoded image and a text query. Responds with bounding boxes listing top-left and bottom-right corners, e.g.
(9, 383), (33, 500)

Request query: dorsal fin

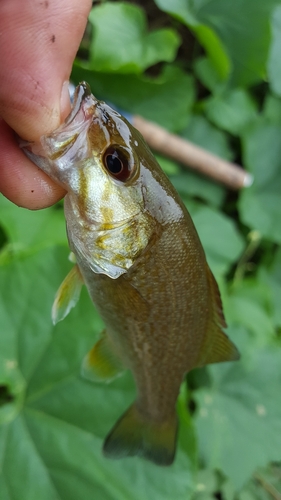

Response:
(196, 266), (240, 367)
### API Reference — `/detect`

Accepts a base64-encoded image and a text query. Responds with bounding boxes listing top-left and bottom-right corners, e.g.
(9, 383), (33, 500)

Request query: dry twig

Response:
(133, 115), (253, 190)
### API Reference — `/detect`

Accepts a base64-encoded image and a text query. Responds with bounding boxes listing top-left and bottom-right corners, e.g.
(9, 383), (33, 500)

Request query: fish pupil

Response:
(106, 152), (123, 174)
(103, 145), (133, 182)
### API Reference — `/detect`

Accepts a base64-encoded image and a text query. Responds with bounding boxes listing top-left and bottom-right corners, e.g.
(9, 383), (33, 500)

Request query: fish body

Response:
(22, 83), (239, 465)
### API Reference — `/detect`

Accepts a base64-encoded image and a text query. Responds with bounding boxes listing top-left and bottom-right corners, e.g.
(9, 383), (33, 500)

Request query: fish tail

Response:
(103, 403), (178, 466)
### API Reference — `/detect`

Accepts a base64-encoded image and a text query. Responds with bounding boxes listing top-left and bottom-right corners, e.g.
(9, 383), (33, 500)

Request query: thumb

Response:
(0, 0), (92, 141)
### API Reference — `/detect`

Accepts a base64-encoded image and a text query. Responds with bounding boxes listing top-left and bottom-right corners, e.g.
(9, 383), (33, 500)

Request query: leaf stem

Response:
(254, 473), (281, 500)
(233, 230), (261, 283)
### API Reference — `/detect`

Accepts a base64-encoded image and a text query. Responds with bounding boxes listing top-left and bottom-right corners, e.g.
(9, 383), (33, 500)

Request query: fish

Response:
(22, 82), (239, 466)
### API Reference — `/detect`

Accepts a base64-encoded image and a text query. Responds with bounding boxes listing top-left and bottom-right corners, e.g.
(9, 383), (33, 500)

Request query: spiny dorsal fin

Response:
(197, 266), (240, 367)
(81, 331), (125, 383)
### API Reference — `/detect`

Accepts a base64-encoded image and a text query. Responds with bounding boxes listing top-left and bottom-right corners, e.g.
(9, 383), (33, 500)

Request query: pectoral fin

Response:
(197, 266), (240, 367)
(81, 332), (125, 383)
(52, 264), (84, 325)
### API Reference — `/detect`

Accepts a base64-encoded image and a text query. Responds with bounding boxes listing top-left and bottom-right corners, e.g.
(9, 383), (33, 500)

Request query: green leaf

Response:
(194, 347), (281, 488)
(0, 248), (197, 499)
(204, 89), (258, 136)
(196, 0), (278, 87)
(194, 57), (226, 93)
(155, 155), (181, 176)
(156, 0), (279, 86)
(168, 114), (232, 208)
(189, 205), (245, 278)
(154, 0), (230, 80)
(239, 123), (281, 243)
(263, 93), (281, 125)
(171, 171), (225, 209)
(182, 114), (233, 161)
(193, 468), (221, 499)
(0, 195), (66, 252)
(88, 2), (180, 73)
(72, 63), (195, 131)
(268, 5), (281, 96)
(224, 279), (275, 348)
(258, 248), (281, 328)
(193, 24), (230, 81)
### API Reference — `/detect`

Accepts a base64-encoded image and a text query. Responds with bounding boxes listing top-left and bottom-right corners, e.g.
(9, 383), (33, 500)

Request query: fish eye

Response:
(103, 145), (134, 182)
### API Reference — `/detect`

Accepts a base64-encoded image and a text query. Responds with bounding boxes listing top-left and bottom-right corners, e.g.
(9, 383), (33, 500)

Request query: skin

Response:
(0, 0), (92, 209)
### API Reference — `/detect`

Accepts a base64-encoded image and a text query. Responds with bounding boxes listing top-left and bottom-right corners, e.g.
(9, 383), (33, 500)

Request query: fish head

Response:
(22, 82), (157, 277)
(24, 82), (146, 225)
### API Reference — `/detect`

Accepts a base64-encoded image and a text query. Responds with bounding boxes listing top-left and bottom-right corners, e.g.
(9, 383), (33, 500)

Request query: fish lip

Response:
(39, 83), (98, 160)
(64, 81), (94, 126)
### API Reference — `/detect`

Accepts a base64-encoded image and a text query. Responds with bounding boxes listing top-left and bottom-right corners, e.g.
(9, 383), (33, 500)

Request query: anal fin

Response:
(81, 331), (125, 383)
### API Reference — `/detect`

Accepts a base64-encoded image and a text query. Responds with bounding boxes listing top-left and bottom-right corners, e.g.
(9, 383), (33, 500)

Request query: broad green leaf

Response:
(154, 0), (230, 80)
(259, 248), (281, 328)
(182, 115), (233, 162)
(88, 3), (180, 73)
(0, 195), (66, 252)
(171, 171), (225, 209)
(192, 24), (230, 81)
(188, 205), (245, 277)
(194, 0), (278, 87)
(168, 114), (231, 208)
(204, 89), (258, 136)
(263, 94), (281, 124)
(155, 155), (181, 176)
(194, 347), (281, 488)
(268, 5), (281, 96)
(224, 279), (275, 348)
(194, 57), (226, 93)
(239, 123), (281, 243)
(0, 248), (197, 499)
(72, 63), (195, 131)
(220, 475), (236, 500)
(153, 0), (200, 26)
(156, 0), (279, 86)
(192, 468), (221, 500)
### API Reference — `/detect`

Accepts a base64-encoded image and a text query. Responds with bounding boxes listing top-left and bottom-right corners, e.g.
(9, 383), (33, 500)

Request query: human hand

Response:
(0, 0), (92, 209)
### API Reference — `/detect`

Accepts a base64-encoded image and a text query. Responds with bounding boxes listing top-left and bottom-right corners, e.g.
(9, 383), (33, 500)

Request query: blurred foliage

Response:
(1, 0), (281, 499)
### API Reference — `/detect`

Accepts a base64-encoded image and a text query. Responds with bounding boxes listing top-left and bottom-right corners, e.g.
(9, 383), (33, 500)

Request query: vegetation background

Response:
(1, 0), (281, 498)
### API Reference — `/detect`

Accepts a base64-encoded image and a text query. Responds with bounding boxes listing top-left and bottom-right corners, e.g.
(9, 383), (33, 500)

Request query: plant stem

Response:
(254, 473), (281, 500)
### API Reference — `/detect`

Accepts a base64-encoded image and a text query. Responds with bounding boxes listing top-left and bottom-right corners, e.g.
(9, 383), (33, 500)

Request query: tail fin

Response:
(103, 404), (178, 466)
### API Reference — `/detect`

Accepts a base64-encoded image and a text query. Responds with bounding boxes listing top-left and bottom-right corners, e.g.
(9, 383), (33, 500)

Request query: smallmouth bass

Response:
(22, 82), (239, 466)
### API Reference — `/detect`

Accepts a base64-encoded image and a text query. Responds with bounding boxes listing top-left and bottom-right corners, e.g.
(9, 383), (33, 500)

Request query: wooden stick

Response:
(133, 115), (253, 190)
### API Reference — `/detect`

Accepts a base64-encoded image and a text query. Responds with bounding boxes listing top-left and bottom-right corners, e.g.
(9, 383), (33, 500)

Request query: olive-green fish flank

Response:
(22, 82), (239, 466)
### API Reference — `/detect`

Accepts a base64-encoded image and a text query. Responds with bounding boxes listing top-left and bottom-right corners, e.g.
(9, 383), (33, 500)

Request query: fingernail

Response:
(60, 80), (71, 120)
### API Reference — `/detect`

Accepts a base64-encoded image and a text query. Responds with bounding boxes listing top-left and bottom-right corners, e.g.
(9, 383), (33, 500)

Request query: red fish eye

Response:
(103, 146), (132, 182)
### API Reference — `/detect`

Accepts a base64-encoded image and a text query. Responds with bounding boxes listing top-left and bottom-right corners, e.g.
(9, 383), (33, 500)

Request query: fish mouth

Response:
(64, 82), (93, 126)
(38, 83), (99, 161)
